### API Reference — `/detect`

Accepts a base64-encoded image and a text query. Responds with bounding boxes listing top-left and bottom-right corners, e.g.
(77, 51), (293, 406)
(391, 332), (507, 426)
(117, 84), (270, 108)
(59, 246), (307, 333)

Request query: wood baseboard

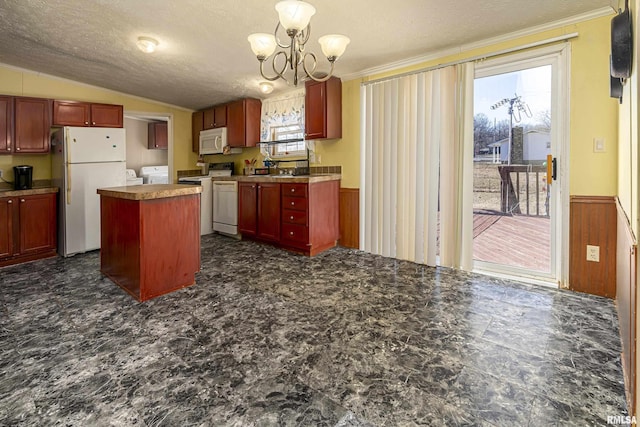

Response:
(568, 195), (616, 298)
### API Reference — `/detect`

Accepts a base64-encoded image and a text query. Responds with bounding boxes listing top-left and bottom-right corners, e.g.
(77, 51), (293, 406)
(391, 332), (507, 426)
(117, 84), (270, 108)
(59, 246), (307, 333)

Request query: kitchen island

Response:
(97, 184), (201, 302)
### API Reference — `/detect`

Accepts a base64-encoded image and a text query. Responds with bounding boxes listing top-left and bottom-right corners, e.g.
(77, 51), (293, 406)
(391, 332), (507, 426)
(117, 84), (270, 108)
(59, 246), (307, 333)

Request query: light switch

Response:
(593, 138), (605, 153)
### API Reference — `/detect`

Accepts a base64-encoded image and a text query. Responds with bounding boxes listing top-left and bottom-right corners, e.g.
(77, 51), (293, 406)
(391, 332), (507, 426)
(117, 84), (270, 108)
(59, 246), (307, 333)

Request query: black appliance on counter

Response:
(13, 165), (33, 190)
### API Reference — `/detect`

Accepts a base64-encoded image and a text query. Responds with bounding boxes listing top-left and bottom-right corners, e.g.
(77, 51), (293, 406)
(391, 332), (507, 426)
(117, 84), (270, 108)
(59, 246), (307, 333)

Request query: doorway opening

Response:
(470, 46), (568, 285)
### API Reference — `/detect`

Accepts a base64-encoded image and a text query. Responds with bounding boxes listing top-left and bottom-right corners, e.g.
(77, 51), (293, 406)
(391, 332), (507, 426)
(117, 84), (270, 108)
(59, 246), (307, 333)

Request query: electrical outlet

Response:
(586, 245), (600, 262)
(593, 138), (606, 153)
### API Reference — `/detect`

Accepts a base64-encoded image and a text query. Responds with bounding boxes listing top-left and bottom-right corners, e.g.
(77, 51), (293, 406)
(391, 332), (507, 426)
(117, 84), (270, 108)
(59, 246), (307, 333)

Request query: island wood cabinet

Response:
(203, 104), (227, 129)
(238, 182), (281, 241)
(0, 192), (57, 267)
(304, 77), (342, 140)
(0, 96), (12, 153)
(14, 97), (52, 154)
(148, 121), (168, 149)
(227, 98), (261, 148)
(99, 186), (201, 302)
(53, 100), (123, 128)
(238, 179), (339, 256)
(192, 111), (204, 153)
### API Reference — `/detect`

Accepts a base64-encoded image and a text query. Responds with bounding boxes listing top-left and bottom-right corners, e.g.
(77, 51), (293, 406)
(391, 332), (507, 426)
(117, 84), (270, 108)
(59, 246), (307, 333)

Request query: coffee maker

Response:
(13, 165), (33, 190)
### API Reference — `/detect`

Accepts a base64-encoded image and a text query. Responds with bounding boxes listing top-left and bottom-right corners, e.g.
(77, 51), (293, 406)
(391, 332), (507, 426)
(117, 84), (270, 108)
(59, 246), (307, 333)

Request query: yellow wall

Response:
(0, 65), (195, 182)
(0, 14), (617, 194)
(322, 15), (618, 193)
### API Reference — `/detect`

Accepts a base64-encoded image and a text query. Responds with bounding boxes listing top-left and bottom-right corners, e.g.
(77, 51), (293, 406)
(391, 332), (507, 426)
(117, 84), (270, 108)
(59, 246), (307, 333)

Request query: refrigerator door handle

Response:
(66, 128), (72, 204)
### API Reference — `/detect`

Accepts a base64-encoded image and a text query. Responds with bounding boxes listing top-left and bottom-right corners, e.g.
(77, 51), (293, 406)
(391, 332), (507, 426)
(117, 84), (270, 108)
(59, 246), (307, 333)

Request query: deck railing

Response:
(498, 165), (549, 217)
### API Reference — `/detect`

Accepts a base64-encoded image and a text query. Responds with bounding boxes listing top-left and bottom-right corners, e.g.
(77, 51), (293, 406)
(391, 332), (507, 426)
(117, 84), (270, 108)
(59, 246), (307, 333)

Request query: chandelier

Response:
(247, 0), (350, 86)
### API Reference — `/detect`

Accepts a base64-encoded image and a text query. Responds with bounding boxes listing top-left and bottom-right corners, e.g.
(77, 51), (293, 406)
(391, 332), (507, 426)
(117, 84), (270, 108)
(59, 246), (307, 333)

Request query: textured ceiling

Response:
(0, 0), (613, 110)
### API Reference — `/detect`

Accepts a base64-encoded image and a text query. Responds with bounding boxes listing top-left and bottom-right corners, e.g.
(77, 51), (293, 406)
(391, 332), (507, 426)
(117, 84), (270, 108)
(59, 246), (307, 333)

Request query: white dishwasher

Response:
(212, 181), (238, 236)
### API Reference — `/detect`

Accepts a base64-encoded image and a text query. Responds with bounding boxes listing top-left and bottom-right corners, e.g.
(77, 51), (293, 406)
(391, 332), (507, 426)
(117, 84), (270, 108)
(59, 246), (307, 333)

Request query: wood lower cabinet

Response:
(53, 100), (123, 128)
(305, 77), (342, 140)
(238, 179), (339, 256)
(238, 182), (280, 242)
(14, 97), (52, 154)
(0, 96), (13, 153)
(0, 191), (58, 267)
(281, 181), (339, 255)
(148, 121), (168, 149)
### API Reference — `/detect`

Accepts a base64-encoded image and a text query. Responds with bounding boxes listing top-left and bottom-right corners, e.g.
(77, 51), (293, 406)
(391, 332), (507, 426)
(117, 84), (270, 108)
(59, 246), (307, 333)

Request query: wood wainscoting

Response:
(569, 196), (616, 298)
(616, 198), (637, 415)
(339, 188), (359, 249)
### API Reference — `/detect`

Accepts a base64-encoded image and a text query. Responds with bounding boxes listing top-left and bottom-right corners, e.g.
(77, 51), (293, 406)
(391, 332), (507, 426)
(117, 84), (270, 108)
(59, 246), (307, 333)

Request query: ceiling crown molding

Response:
(340, 7), (613, 81)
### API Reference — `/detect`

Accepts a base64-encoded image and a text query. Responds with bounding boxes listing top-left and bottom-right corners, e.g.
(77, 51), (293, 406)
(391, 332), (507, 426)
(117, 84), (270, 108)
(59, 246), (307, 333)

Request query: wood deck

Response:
(473, 212), (550, 272)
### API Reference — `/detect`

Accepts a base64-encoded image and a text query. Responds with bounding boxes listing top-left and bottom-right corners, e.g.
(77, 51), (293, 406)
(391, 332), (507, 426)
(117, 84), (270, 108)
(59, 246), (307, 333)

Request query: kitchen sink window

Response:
(260, 88), (308, 158)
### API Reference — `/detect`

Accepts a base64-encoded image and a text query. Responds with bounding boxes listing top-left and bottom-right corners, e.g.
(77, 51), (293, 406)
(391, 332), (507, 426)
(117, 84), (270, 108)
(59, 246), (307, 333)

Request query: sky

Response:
(474, 65), (552, 127)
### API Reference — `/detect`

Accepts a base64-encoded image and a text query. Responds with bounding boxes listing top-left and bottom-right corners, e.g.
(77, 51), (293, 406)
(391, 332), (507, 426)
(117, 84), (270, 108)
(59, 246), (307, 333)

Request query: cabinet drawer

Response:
(282, 196), (308, 212)
(282, 209), (307, 225)
(281, 223), (308, 243)
(282, 183), (307, 198)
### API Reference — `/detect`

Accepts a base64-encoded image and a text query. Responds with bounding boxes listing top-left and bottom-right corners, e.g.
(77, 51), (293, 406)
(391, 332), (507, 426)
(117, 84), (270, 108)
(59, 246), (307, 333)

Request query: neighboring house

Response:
(486, 130), (550, 164)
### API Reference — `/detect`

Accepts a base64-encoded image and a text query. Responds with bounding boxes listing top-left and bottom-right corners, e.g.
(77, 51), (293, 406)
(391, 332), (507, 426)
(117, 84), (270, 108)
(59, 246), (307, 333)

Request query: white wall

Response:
(124, 117), (168, 176)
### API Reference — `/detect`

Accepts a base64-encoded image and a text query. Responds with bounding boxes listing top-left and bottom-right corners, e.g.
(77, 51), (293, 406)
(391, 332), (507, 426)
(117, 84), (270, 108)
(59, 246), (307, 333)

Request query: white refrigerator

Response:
(51, 127), (127, 257)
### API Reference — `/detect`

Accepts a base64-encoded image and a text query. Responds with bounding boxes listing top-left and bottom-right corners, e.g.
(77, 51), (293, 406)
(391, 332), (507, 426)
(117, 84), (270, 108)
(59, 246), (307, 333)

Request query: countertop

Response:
(97, 184), (202, 201)
(0, 186), (59, 197)
(212, 173), (341, 184)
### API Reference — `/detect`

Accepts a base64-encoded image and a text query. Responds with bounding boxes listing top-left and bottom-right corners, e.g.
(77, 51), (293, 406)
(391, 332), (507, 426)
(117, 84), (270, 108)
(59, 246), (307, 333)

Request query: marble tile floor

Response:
(0, 234), (628, 426)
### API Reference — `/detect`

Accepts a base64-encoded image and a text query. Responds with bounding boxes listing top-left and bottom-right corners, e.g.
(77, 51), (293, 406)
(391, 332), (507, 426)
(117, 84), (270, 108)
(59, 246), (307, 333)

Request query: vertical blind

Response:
(360, 63), (474, 268)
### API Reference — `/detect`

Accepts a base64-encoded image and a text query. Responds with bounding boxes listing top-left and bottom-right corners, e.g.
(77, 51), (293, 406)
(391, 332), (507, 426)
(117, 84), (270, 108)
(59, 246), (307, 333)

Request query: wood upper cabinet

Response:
(148, 121), (168, 150)
(0, 192), (57, 267)
(0, 96), (12, 154)
(304, 77), (342, 140)
(90, 103), (123, 127)
(227, 98), (261, 148)
(238, 181), (280, 241)
(14, 97), (52, 154)
(192, 111), (204, 153)
(53, 100), (123, 128)
(203, 104), (227, 129)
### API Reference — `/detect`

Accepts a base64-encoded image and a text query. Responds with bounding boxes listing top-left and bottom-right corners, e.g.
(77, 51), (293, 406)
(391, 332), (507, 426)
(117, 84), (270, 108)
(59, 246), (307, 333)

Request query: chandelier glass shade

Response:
(248, 1), (350, 86)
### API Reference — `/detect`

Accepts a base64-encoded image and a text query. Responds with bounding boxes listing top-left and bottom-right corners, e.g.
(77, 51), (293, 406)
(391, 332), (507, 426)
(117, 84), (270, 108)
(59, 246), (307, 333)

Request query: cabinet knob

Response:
(92, 121), (96, 125)
(155, 145), (158, 148)
(16, 147), (20, 151)
(7, 200), (12, 204)
(84, 121), (89, 125)
(291, 188), (295, 192)
(20, 199), (25, 203)
(290, 216), (294, 220)
(291, 201), (295, 206)
(290, 231), (294, 236)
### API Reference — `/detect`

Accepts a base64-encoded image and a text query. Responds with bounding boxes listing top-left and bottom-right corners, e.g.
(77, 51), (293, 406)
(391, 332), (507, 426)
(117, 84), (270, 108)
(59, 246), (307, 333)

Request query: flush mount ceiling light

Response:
(248, 0), (350, 86)
(259, 81), (274, 94)
(137, 36), (158, 53)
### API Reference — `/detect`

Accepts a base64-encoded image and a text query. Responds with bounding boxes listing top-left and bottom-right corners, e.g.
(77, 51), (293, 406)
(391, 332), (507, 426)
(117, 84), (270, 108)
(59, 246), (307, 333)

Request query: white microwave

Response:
(199, 127), (228, 154)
